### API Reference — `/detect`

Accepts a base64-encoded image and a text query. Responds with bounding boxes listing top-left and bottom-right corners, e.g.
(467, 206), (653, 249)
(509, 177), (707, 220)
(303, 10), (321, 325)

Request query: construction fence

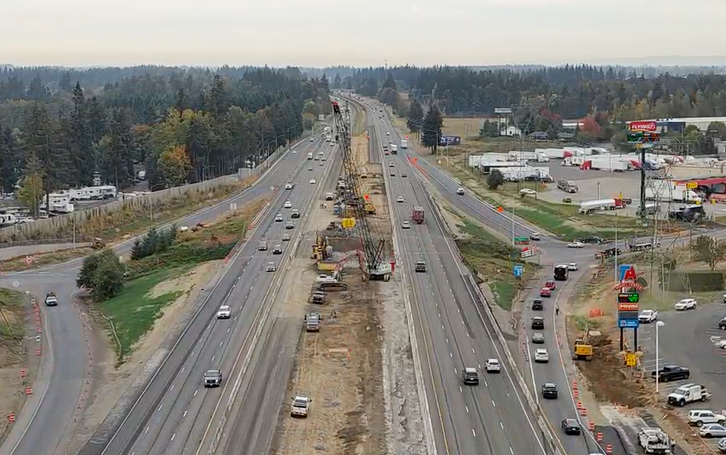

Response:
(0, 145), (289, 246)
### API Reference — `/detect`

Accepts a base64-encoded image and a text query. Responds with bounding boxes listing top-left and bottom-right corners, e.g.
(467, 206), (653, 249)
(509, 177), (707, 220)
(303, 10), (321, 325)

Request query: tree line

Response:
(0, 67), (331, 209)
(331, 65), (726, 122)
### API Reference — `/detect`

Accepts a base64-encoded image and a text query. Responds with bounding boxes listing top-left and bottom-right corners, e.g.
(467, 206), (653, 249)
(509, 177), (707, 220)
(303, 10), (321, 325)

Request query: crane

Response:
(332, 100), (391, 282)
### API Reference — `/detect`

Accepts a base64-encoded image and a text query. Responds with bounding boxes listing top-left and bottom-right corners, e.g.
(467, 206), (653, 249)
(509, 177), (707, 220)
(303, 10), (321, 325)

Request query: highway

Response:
(366, 102), (606, 454)
(369, 102), (550, 455)
(0, 135), (328, 455)
(75, 135), (339, 455)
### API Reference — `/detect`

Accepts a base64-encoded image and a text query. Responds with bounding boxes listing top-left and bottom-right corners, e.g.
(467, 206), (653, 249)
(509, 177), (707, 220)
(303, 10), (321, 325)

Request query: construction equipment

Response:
(364, 203), (376, 214)
(311, 231), (332, 261)
(332, 100), (391, 282)
(572, 327), (602, 361)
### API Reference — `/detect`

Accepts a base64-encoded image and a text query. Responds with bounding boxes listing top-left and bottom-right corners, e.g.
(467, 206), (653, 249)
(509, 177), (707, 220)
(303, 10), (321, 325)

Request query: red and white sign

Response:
(629, 121), (657, 132)
(618, 302), (639, 311)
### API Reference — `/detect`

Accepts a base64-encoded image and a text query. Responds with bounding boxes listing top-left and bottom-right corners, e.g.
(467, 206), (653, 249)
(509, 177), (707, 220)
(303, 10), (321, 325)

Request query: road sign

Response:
(629, 120), (657, 132)
(341, 218), (356, 229)
(618, 318), (639, 328)
(625, 353), (637, 367)
(514, 236), (529, 245)
(686, 181), (698, 189)
(513, 265), (524, 277)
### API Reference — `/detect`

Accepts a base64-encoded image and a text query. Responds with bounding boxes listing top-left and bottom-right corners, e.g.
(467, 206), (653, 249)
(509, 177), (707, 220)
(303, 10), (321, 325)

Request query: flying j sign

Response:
(629, 121), (657, 132)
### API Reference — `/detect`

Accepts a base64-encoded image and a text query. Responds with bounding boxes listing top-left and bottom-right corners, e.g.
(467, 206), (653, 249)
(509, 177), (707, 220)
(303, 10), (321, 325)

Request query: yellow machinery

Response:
(311, 232), (329, 261)
(572, 327), (602, 361)
(364, 203), (376, 215)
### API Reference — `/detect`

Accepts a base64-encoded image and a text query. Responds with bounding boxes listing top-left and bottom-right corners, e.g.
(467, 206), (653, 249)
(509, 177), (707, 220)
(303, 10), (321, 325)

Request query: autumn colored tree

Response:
(579, 114), (602, 140)
(158, 145), (191, 187)
(17, 152), (45, 217)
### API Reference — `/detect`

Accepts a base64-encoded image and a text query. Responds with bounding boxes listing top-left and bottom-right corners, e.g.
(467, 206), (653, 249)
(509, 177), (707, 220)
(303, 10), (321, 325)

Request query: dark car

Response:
(651, 365), (690, 382)
(561, 418), (581, 435)
(415, 260), (427, 273)
(462, 367), (479, 385)
(579, 236), (604, 245)
(532, 299), (543, 311)
(531, 317), (544, 330)
(542, 383), (558, 399)
(273, 245), (282, 254)
(720, 317), (726, 330)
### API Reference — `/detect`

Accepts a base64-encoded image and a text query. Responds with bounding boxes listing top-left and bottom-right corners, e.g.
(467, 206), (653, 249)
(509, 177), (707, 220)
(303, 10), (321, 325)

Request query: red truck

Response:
(412, 206), (425, 224)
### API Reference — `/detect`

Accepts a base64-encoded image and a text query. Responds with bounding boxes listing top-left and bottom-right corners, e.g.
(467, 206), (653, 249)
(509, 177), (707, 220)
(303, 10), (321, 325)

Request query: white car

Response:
(567, 241), (585, 248)
(402, 221), (410, 229)
(699, 424), (726, 438)
(485, 359), (501, 373)
(389, 162), (395, 167)
(456, 187), (465, 195)
(396, 196), (404, 203)
(292, 149), (297, 154)
(309, 137), (314, 142)
(688, 410), (726, 427)
(265, 262), (277, 272)
(568, 263), (578, 271)
(638, 309), (658, 323)
(716, 339), (726, 349)
(674, 298), (697, 311)
(284, 201), (292, 209)
(309, 179), (316, 184)
(386, 131), (390, 135)
(216, 305), (231, 319)
(274, 214), (283, 222)
(284, 183), (293, 190)
(534, 349), (549, 363)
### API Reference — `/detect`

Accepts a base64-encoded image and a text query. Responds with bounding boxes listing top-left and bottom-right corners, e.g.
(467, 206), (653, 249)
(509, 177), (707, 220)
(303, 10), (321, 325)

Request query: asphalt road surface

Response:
(0, 135), (324, 455)
(391, 125), (605, 455)
(73, 137), (338, 455)
(368, 103), (549, 455)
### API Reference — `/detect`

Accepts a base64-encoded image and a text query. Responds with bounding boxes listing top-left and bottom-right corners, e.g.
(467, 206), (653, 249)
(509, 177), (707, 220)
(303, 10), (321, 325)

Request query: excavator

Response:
(572, 327), (602, 361)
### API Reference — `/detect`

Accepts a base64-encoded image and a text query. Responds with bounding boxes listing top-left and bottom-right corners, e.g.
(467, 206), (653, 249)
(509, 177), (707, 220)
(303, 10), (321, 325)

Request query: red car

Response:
(540, 287), (552, 298)
(544, 281), (556, 290)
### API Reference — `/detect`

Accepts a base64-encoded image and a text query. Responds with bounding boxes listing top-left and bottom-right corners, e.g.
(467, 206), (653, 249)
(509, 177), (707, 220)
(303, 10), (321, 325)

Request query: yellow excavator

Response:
(572, 327), (602, 361)
(364, 203), (376, 215)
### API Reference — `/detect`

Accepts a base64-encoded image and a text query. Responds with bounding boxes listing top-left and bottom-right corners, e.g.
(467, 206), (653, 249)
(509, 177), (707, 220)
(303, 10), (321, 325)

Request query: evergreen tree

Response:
(104, 108), (135, 187)
(70, 82), (94, 185)
(90, 251), (125, 301)
(421, 105), (443, 153)
(407, 99), (424, 133)
(0, 127), (21, 193)
(333, 74), (342, 89)
(130, 238), (143, 260)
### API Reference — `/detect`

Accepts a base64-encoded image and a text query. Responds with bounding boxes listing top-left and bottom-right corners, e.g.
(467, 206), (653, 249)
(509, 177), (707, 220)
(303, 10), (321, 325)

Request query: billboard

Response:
(494, 107), (512, 114)
(439, 135), (461, 146)
(629, 120), (657, 132)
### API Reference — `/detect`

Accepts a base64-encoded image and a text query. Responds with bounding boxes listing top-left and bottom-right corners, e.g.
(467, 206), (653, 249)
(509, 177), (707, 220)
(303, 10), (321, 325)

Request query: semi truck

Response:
(578, 198), (627, 214)
(645, 185), (701, 203)
(412, 206), (424, 224)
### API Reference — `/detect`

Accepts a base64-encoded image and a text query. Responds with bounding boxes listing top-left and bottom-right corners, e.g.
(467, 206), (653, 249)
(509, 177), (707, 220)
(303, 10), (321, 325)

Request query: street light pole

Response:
(655, 320), (665, 395)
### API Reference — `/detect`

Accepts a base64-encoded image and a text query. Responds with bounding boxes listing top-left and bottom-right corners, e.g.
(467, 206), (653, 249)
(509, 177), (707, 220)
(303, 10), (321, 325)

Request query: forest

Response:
(328, 65), (726, 122)
(0, 66), (331, 199)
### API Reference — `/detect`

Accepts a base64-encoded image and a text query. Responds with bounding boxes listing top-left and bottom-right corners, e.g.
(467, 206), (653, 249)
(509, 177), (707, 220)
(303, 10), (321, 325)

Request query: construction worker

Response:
(555, 307), (560, 315)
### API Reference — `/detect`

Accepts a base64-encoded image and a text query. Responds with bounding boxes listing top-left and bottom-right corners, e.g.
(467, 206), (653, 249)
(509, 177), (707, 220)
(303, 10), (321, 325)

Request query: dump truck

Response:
(412, 206), (425, 224)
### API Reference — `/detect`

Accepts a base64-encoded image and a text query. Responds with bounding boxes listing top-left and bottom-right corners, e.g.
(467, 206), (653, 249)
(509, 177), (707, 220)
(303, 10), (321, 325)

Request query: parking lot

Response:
(637, 304), (726, 450)
(537, 164), (726, 218)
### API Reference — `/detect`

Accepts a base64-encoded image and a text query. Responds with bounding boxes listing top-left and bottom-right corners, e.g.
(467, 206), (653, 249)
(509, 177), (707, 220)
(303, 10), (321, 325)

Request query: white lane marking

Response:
(170, 384), (175, 391)
(194, 390), (198, 397)
(183, 410), (188, 418)
(438, 313), (441, 318)
(171, 433), (176, 441)
(500, 422), (504, 429)
(144, 427), (149, 434)
(491, 400), (496, 407)
(441, 324), (445, 330)
(472, 428), (476, 437)
(157, 403), (163, 412)
(181, 367), (185, 373)
(227, 328), (231, 333)
(459, 386), (462, 393)
(211, 356), (215, 361)
(510, 447), (514, 454)
(445, 338), (449, 344)
(465, 405), (469, 413)
(471, 348), (475, 354)
(449, 352), (453, 358)
(219, 341), (223, 346)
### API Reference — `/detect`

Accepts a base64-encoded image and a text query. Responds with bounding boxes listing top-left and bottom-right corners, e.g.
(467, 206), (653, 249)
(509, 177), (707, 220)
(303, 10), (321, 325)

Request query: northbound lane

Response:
(369, 103), (549, 455)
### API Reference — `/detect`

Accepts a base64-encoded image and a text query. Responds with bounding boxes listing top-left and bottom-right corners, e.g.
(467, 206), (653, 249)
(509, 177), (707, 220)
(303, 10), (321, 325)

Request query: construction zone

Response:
(271, 100), (425, 454)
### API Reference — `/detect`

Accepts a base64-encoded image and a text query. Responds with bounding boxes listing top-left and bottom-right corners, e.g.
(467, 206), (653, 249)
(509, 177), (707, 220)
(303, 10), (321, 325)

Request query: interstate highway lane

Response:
(122, 141), (336, 455)
(70, 137), (332, 455)
(1, 136), (326, 455)
(374, 104), (605, 455)
(370, 106), (548, 455)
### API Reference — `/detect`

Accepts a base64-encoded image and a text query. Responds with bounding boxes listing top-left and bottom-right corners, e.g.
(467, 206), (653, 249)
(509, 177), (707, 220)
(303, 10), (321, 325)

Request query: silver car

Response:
(700, 424), (726, 438)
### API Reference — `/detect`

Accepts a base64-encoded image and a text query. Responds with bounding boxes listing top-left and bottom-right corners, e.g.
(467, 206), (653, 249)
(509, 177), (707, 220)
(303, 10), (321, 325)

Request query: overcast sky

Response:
(2, 0), (725, 67)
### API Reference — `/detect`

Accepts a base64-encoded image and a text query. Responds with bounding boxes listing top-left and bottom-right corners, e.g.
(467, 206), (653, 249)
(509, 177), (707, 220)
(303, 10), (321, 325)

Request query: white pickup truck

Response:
(637, 427), (673, 454)
(290, 396), (312, 418)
